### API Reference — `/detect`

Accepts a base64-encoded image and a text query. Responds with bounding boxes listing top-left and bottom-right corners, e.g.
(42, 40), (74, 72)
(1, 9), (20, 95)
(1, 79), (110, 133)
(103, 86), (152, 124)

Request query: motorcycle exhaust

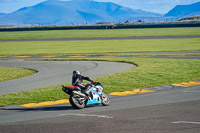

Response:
(73, 91), (87, 98)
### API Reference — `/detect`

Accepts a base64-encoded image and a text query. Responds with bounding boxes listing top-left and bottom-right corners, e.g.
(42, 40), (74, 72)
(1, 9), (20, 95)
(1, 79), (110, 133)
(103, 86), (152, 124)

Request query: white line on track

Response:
(59, 113), (113, 119)
(172, 121), (200, 125)
(183, 91), (200, 93)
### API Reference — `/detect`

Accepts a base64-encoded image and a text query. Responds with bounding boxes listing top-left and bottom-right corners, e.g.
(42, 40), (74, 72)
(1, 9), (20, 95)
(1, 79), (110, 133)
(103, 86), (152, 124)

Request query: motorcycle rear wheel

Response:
(69, 95), (86, 109)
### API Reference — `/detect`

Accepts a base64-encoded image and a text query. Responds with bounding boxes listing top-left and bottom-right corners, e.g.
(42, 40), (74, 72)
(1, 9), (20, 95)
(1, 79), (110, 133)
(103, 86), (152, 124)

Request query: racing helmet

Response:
(73, 70), (81, 77)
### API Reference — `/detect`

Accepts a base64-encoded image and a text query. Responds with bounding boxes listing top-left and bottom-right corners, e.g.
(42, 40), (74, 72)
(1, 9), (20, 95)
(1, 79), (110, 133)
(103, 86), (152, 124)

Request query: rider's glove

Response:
(92, 80), (96, 84)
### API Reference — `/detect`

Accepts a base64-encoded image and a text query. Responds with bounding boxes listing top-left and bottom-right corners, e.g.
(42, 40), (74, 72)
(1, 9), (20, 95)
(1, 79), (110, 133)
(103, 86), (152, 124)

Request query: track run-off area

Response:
(0, 35), (200, 133)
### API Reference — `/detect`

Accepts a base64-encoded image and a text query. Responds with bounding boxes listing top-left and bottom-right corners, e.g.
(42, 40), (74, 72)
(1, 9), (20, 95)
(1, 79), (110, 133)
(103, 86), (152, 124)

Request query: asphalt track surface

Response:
(0, 85), (200, 133)
(0, 60), (134, 95)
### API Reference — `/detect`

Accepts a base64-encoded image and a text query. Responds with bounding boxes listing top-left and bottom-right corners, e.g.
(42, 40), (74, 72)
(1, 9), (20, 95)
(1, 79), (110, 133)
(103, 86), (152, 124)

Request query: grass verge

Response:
(0, 38), (200, 56)
(0, 67), (36, 82)
(0, 57), (200, 107)
(0, 27), (200, 40)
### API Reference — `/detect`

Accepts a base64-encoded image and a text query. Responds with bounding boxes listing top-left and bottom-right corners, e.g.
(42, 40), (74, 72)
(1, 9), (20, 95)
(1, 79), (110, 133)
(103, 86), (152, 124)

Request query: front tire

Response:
(69, 95), (86, 109)
(101, 93), (110, 106)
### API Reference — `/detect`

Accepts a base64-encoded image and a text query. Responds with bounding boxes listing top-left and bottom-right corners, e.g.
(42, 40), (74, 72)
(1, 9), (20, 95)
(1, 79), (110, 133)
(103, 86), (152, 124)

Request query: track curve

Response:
(0, 60), (134, 95)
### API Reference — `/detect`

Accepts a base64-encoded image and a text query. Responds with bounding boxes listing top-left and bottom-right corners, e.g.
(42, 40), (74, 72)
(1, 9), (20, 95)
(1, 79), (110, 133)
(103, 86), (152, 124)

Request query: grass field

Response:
(0, 38), (200, 56)
(0, 67), (36, 82)
(0, 27), (200, 107)
(0, 27), (200, 40)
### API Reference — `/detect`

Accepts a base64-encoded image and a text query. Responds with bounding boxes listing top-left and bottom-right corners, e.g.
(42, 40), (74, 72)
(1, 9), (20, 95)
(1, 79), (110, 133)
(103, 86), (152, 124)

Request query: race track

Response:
(0, 60), (134, 95)
(1, 84), (200, 133)
(0, 35), (200, 132)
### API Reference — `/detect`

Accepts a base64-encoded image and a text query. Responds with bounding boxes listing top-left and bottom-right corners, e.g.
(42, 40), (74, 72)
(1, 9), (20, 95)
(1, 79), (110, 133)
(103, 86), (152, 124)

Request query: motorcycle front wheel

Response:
(69, 95), (86, 109)
(101, 93), (110, 106)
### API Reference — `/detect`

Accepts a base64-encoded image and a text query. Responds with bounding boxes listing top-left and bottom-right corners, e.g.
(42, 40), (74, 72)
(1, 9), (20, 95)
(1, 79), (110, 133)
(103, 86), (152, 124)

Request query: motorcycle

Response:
(62, 82), (110, 109)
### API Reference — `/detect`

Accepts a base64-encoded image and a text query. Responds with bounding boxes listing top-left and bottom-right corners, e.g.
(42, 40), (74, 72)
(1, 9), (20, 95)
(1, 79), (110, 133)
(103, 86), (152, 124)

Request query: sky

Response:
(0, 0), (200, 14)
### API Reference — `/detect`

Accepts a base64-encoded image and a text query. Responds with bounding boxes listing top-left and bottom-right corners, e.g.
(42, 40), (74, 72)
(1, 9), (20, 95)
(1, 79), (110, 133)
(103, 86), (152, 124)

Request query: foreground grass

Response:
(0, 27), (200, 40)
(0, 58), (200, 107)
(0, 38), (200, 56)
(0, 67), (36, 82)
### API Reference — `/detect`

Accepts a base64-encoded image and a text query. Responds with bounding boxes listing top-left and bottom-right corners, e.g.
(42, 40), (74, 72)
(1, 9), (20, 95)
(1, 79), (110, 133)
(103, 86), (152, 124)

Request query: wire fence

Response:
(0, 17), (200, 31)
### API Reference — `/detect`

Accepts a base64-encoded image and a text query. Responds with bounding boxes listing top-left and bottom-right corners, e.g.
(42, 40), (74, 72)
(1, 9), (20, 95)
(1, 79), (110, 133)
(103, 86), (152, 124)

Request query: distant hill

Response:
(178, 15), (200, 22)
(0, 0), (162, 26)
(165, 2), (200, 18)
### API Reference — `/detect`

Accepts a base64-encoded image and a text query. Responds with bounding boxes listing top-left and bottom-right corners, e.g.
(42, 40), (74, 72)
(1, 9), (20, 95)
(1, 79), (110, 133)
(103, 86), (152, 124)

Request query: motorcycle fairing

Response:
(86, 85), (103, 105)
(87, 93), (101, 105)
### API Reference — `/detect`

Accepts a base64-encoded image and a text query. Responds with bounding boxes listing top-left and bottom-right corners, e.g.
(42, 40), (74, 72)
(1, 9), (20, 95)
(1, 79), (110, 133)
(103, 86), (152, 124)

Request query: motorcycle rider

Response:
(72, 70), (95, 97)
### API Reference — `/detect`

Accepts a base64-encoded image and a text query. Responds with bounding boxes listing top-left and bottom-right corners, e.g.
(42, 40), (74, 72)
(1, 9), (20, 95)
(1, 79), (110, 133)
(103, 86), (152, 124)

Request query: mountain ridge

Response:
(0, 0), (162, 26)
(165, 2), (200, 17)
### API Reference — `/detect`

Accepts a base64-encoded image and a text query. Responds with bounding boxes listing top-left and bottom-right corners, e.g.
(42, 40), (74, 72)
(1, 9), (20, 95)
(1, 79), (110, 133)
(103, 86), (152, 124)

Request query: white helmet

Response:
(73, 70), (81, 77)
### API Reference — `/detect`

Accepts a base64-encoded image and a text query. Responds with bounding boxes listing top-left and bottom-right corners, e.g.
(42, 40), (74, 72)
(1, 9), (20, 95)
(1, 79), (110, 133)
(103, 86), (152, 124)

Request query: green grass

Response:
(0, 27), (200, 40)
(0, 67), (36, 82)
(0, 38), (200, 56)
(0, 58), (200, 107)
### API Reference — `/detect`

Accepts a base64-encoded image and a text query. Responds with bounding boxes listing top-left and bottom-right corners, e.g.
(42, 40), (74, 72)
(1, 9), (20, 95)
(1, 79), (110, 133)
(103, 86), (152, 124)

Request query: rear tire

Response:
(69, 95), (86, 109)
(101, 93), (110, 106)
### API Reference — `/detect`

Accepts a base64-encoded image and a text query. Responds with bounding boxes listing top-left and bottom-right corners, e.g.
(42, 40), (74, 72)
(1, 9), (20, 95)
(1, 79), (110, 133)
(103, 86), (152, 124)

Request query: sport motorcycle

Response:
(62, 82), (110, 109)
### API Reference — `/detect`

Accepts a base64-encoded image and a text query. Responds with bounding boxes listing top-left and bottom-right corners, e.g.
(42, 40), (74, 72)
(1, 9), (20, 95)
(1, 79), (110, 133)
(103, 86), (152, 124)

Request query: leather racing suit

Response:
(72, 70), (93, 96)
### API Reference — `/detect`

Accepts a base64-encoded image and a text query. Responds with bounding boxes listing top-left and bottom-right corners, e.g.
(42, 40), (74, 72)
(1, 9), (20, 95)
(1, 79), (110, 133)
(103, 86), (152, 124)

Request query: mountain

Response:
(165, 2), (200, 18)
(0, 0), (162, 26)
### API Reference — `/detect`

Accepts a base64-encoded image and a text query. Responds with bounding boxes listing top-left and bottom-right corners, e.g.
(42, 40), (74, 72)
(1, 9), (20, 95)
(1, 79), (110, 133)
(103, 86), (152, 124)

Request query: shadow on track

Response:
(1, 104), (103, 112)
(1, 105), (74, 111)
